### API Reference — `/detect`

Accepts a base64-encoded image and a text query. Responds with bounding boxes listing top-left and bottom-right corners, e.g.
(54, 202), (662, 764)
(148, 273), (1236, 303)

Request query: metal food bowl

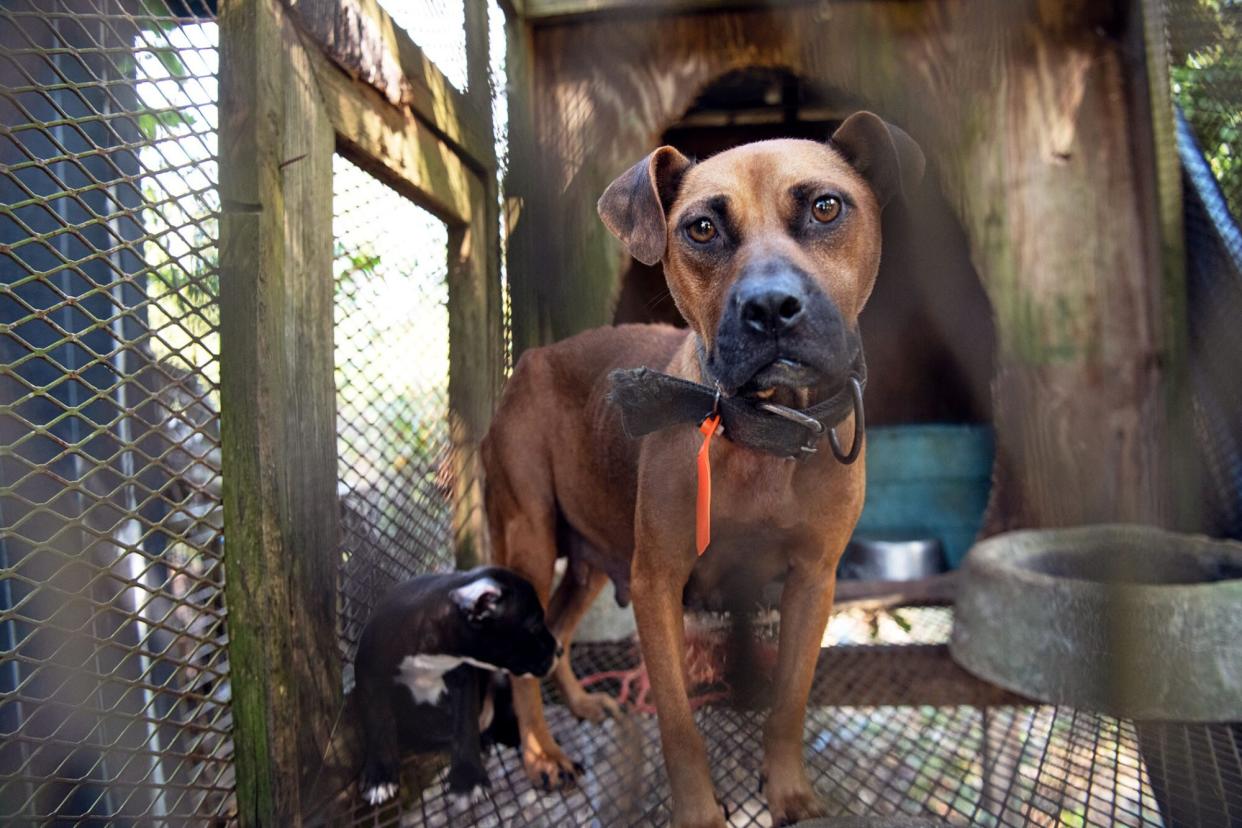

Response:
(838, 537), (947, 581)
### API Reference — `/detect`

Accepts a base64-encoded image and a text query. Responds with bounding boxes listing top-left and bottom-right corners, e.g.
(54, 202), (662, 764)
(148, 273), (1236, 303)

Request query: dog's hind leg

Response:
(496, 512), (583, 791)
(546, 564), (621, 722)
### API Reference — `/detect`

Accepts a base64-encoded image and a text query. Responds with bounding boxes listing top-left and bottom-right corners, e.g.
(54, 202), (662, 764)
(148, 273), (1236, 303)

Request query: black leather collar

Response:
(607, 346), (867, 460)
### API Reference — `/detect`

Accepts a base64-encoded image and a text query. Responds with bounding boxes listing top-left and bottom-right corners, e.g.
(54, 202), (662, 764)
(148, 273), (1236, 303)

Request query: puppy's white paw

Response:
(449, 784), (488, 812)
(362, 782), (398, 806)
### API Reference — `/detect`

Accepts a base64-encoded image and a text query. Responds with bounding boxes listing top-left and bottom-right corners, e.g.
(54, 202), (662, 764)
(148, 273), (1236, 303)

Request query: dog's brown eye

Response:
(812, 196), (841, 223)
(686, 218), (717, 243)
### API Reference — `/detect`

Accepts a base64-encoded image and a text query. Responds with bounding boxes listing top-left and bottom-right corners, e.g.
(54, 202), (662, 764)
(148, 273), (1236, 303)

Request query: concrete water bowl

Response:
(950, 524), (1242, 722)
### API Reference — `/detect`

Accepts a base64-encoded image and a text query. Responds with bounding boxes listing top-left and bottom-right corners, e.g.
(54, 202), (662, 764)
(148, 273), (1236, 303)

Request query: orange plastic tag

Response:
(696, 414), (721, 555)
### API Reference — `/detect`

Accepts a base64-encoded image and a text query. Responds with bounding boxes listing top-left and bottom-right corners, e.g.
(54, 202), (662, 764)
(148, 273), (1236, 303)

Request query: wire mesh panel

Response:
(321, 607), (1238, 827)
(1169, 0), (1241, 218)
(333, 155), (456, 662)
(0, 0), (231, 822)
(1163, 0), (1242, 537)
(379, 0), (468, 91)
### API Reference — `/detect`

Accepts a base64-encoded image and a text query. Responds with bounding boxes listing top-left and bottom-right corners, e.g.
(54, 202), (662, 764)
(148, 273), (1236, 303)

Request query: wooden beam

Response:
(1136, 0), (1195, 530)
(448, 174), (499, 570)
(500, 4), (548, 357)
(519, 0), (817, 23)
(306, 42), (474, 226)
(450, 0), (505, 568)
(833, 572), (959, 613)
(285, 0), (496, 171)
(219, 0), (341, 823)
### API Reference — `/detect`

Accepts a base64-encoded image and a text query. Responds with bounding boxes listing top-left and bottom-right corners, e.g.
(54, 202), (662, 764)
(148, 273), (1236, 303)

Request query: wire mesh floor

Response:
(321, 608), (1239, 827)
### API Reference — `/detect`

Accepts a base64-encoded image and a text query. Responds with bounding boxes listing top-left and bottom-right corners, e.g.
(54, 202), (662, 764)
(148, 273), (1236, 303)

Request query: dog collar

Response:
(607, 347), (866, 461)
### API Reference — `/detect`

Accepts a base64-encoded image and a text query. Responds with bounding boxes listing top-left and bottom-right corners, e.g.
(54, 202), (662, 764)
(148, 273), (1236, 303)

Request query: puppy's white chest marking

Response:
(394, 654), (501, 705)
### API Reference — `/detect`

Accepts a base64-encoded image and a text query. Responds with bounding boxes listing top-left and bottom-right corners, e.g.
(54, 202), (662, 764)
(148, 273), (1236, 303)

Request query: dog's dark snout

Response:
(737, 277), (807, 336)
(556, 643), (565, 658)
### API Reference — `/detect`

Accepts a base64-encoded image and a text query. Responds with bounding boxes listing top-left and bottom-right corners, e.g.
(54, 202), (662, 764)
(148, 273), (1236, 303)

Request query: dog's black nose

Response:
(737, 280), (806, 335)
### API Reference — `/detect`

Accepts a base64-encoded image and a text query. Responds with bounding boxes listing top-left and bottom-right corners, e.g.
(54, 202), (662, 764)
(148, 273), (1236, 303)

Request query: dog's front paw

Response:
(446, 761), (490, 809)
(765, 775), (825, 826)
(359, 756), (400, 806)
(359, 780), (399, 807)
(522, 742), (582, 792)
(448, 782), (489, 812)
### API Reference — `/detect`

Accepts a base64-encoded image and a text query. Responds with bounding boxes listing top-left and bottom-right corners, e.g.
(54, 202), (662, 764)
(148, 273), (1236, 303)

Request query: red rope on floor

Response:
(578, 629), (773, 714)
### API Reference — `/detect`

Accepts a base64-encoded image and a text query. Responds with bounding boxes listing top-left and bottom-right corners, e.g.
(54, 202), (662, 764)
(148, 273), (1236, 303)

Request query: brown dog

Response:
(482, 112), (923, 827)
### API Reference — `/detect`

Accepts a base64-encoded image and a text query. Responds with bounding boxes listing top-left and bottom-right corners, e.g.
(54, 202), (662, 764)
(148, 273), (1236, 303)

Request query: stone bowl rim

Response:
(963, 523), (1242, 598)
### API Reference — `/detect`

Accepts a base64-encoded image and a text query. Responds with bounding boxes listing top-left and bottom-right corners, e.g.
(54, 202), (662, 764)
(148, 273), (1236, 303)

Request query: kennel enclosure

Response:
(2, 0), (1240, 825)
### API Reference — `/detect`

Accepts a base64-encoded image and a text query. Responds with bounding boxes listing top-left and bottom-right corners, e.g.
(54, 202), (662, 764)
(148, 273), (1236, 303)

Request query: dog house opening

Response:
(611, 68), (997, 570)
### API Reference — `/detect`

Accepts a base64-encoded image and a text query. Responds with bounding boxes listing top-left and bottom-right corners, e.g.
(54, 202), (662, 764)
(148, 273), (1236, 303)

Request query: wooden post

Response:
(939, 2), (1171, 531)
(500, 3), (546, 358)
(448, 174), (498, 570)
(219, 0), (341, 823)
(447, 0), (502, 570)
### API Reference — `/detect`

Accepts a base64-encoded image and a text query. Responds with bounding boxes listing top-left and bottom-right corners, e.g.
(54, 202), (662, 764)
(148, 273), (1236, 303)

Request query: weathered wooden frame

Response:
(218, 0), (500, 822)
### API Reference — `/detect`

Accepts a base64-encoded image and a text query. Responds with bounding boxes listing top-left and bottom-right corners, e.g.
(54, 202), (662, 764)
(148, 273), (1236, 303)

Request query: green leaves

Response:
(136, 107), (197, 140)
(1172, 0), (1242, 217)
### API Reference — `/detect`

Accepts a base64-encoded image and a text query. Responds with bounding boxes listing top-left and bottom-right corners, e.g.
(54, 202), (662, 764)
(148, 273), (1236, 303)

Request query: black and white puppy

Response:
(354, 566), (560, 807)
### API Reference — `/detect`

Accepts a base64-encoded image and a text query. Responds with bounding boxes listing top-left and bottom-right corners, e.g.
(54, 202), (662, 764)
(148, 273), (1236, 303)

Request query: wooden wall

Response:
(504, 0), (1189, 532)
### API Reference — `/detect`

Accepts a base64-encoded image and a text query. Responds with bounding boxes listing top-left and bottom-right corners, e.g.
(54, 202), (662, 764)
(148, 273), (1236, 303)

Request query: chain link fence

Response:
(1, 0), (231, 821)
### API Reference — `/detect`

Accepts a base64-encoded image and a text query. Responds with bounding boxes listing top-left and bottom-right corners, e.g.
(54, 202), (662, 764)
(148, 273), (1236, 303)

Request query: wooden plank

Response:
(811, 645), (1026, 707)
(499, 6), (548, 357)
(305, 42), (475, 226)
(463, 0), (505, 398)
(450, 0), (504, 569)
(219, 0), (341, 823)
(447, 173), (500, 569)
(285, 0), (496, 171)
(1135, 0), (1196, 530)
(833, 572), (959, 613)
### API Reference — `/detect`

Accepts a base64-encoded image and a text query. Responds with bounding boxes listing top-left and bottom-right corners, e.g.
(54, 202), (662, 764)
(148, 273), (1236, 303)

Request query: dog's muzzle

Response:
(710, 264), (853, 395)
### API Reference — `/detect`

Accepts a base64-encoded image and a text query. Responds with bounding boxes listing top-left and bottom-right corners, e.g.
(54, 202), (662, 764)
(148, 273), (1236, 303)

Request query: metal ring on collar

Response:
(756, 401), (826, 434)
(827, 375), (865, 465)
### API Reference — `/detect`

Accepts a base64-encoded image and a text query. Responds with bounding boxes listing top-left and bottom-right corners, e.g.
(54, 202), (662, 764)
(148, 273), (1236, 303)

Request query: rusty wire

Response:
(332, 154), (458, 665)
(325, 608), (1238, 828)
(1, 0), (231, 822)
(4, 1), (1239, 826)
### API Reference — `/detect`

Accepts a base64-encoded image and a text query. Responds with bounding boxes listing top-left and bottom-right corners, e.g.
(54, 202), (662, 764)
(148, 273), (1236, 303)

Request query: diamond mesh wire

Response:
(379, 0), (468, 91)
(1169, 0), (1241, 219)
(1162, 0), (1242, 537)
(333, 154), (456, 664)
(319, 607), (1238, 827)
(1, 0), (232, 822)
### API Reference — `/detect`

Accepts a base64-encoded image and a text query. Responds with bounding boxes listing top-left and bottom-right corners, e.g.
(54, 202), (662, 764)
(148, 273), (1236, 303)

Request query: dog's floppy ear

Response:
(597, 146), (693, 266)
(451, 577), (503, 622)
(831, 112), (925, 208)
